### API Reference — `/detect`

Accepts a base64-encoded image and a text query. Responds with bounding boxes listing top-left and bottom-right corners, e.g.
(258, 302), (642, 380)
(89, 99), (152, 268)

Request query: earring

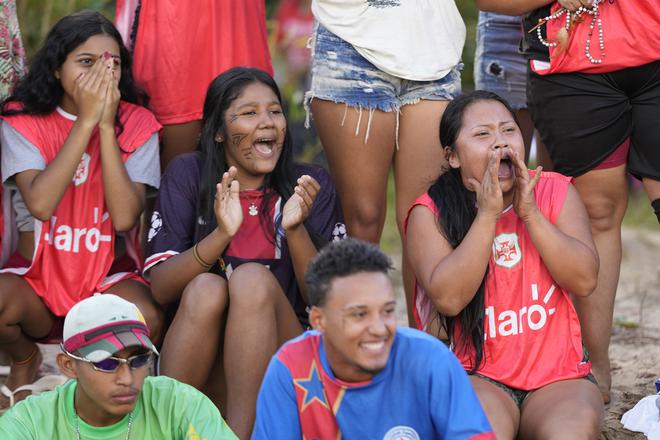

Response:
(215, 135), (223, 143)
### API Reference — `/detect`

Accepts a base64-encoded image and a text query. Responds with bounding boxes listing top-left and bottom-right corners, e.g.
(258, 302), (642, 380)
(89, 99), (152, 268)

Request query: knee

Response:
(179, 273), (229, 318)
(549, 407), (602, 440)
(582, 194), (627, 234)
(228, 263), (279, 310)
(344, 202), (384, 240)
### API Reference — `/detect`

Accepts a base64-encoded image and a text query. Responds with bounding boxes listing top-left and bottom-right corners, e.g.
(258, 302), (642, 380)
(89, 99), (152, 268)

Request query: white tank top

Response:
(312, 0), (465, 81)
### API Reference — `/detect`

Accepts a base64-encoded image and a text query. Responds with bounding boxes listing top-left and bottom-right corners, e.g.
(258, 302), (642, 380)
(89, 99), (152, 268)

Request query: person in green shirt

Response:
(0, 293), (237, 439)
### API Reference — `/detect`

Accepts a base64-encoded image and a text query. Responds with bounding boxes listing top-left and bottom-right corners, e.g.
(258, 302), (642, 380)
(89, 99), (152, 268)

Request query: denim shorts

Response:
(474, 12), (527, 110)
(305, 22), (462, 137)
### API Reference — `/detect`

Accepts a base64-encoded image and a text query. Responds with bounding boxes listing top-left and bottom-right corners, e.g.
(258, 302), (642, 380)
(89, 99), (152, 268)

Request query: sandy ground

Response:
(1, 227), (659, 438)
(599, 228), (660, 439)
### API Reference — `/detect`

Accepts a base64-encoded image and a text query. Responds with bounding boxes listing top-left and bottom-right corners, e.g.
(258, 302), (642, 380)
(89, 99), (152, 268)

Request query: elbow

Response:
(430, 294), (465, 318)
(573, 254), (599, 297)
(26, 201), (55, 222)
(571, 272), (598, 297)
(112, 215), (140, 233)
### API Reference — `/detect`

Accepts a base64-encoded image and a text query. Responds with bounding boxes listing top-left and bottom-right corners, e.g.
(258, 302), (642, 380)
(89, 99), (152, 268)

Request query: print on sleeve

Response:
(148, 211), (162, 242)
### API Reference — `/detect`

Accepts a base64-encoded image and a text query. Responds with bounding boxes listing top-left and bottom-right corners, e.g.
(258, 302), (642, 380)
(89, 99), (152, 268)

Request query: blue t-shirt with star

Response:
(253, 328), (495, 439)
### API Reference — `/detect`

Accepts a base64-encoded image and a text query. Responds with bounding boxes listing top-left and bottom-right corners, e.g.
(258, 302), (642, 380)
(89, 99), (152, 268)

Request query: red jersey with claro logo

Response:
(0, 102), (160, 316)
(407, 171), (590, 390)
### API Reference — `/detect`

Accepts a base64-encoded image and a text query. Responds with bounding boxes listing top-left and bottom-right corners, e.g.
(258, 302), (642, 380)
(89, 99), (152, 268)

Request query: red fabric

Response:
(0, 102), (160, 316)
(2, 250), (30, 269)
(593, 138), (629, 171)
(225, 190), (279, 260)
(277, 333), (343, 439)
(406, 172), (591, 390)
(127, 0), (273, 124)
(533, 1), (660, 75)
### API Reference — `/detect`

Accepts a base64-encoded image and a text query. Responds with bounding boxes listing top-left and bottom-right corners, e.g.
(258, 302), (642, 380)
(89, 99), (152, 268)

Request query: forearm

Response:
(284, 224), (317, 305)
(425, 213), (497, 316)
(475, 0), (552, 15)
(150, 228), (233, 304)
(18, 119), (94, 220)
(524, 210), (598, 296)
(99, 126), (144, 231)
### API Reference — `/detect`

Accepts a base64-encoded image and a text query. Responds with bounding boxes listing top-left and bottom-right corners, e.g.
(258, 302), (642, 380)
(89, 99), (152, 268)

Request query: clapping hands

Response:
(282, 175), (320, 231)
(214, 166), (243, 237)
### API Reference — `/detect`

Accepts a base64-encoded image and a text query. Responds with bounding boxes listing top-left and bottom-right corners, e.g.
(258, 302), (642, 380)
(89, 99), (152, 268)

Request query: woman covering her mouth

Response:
(143, 67), (345, 439)
(405, 91), (604, 439)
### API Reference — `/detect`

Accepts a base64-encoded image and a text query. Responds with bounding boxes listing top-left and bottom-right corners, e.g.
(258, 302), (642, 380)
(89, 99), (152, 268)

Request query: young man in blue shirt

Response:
(253, 239), (495, 439)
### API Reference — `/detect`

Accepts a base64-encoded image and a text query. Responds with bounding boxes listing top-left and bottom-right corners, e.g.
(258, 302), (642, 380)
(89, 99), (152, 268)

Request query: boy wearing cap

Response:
(0, 294), (237, 439)
(253, 239), (495, 439)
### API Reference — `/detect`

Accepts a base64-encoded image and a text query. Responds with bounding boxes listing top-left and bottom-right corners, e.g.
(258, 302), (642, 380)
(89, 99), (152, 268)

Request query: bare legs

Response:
(223, 264), (302, 438)
(471, 376), (603, 440)
(0, 275), (162, 408)
(0, 274), (52, 405)
(642, 177), (660, 205)
(470, 376), (519, 439)
(159, 264), (302, 439)
(394, 101), (448, 327)
(572, 164), (629, 403)
(311, 99), (449, 326)
(518, 379), (603, 440)
(515, 108), (553, 171)
(311, 100), (395, 243)
(160, 120), (202, 171)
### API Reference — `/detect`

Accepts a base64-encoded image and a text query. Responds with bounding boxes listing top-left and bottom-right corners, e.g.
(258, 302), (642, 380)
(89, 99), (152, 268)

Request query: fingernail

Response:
(103, 51), (112, 60)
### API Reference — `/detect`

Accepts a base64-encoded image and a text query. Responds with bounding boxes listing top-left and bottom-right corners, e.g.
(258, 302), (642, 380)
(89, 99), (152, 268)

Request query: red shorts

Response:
(593, 138), (630, 171)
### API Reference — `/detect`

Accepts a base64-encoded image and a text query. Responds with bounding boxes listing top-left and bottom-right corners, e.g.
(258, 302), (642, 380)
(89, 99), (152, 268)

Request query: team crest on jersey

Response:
(492, 232), (521, 268)
(383, 426), (420, 440)
(73, 153), (91, 186)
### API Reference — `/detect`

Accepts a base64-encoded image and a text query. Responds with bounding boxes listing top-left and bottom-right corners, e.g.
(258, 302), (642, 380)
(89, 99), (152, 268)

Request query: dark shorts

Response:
(527, 59), (660, 179)
(472, 372), (598, 408)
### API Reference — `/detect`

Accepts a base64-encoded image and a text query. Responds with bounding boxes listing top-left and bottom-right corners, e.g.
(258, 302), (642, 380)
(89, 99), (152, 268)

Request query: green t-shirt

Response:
(0, 376), (238, 439)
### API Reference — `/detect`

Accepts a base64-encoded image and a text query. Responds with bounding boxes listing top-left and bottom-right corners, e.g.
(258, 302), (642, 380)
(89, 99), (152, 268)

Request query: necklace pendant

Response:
(248, 203), (258, 216)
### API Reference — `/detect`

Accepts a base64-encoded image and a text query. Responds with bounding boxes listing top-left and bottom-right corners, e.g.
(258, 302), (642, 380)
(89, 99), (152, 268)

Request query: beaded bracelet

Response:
(193, 243), (213, 269)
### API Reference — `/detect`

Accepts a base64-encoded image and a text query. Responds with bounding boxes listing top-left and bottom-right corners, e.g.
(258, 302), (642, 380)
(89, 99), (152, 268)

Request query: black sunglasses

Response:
(61, 344), (153, 373)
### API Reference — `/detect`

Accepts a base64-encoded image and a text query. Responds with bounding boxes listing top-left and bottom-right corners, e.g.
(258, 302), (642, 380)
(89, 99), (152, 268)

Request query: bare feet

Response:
(0, 348), (43, 408)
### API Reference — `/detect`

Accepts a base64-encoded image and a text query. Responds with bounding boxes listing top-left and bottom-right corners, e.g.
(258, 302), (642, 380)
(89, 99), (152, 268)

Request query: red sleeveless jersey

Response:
(0, 102), (160, 316)
(406, 172), (590, 390)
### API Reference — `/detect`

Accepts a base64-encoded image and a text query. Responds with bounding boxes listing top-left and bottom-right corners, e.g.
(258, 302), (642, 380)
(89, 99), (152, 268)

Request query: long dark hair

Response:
(1, 10), (148, 118)
(428, 90), (517, 372)
(196, 67), (303, 245)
